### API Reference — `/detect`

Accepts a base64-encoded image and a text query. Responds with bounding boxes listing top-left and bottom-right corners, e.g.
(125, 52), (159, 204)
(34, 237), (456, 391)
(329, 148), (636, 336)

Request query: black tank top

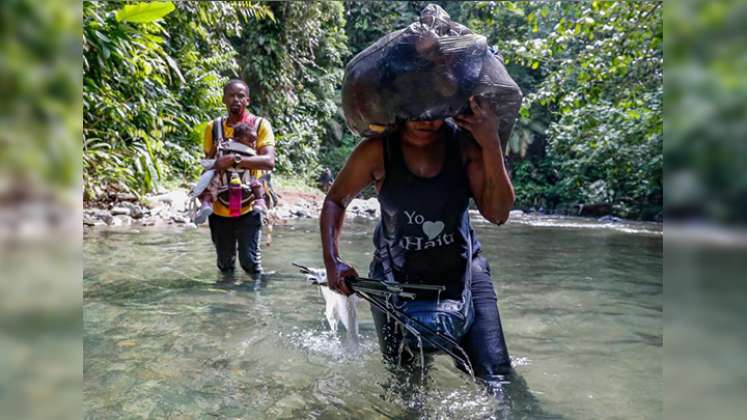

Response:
(370, 122), (480, 300)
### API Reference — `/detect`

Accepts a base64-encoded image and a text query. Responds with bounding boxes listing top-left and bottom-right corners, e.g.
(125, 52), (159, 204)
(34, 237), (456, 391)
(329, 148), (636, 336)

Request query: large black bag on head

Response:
(342, 4), (523, 142)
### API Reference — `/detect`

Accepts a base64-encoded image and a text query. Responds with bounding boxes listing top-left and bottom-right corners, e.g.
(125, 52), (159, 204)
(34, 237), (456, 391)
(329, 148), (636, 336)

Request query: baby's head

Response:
(232, 122), (257, 147)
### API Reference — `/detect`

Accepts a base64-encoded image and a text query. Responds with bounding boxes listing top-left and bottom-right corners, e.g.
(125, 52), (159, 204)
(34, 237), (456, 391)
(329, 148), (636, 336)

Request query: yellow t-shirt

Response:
(203, 116), (275, 217)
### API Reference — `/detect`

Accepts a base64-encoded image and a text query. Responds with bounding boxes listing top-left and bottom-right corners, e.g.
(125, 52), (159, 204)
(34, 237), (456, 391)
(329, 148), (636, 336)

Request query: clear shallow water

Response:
(84, 215), (662, 419)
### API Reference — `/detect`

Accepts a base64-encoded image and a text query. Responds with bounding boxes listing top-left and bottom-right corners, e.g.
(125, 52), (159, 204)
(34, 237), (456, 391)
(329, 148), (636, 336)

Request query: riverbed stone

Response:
(111, 206), (131, 217)
(347, 197), (380, 219)
(268, 393), (306, 419)
(95, 211), (113, 225)
(151, 189), (188, 212)
(274, 208), (291, 219)
(138, 217), (156, 226)
(119, 202), (144, 219)
(111, 215), (132, 226)
(86, 208), (111, 221)
(172, 215), (188, 224)
(84, 217), (106, 227)
(509, 209), (525, 217)
(114, 192), (138, 202)
(149, 205), (168, 219)
(598, 215), (623, 223)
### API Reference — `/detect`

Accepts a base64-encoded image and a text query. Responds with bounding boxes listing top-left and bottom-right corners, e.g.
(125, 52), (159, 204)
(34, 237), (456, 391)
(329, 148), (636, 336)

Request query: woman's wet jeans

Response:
(371, 255), (511, 385)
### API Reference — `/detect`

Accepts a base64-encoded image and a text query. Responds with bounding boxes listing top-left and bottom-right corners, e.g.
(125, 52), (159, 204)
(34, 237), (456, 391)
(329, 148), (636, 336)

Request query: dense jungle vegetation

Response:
(82, 1), (663, 220)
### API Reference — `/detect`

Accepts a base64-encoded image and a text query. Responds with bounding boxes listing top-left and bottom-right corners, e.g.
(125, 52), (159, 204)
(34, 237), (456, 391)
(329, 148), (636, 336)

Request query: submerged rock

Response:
(268, 392), (307, 418)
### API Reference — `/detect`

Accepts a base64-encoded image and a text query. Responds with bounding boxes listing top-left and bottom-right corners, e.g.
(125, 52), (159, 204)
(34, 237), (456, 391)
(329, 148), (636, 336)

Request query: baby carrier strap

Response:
(212, 115), (264, 147)
(211, 114), (278, 210)
(212, 116), (225, 145)
(251, 116), (267, 146)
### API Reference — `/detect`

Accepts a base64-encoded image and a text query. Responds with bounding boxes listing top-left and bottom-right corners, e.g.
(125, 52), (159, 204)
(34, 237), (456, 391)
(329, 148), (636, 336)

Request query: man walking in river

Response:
(203, 79), (276, 278)
(320, 95), (514, 391)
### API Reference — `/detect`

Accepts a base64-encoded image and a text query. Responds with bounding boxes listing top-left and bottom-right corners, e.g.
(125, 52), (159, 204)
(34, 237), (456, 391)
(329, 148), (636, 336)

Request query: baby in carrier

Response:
(190, 122), (267, 225)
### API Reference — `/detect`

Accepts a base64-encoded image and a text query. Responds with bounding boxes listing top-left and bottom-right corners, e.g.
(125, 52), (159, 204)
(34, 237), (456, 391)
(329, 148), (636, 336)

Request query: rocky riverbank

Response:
(83, 186), (643, 231)
(83, 187), (382, 229)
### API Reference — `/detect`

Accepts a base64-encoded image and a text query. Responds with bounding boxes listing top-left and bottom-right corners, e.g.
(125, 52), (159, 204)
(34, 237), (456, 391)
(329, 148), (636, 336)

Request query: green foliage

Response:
(83, 1), (345, 197)
(232, 1), (349, 178)
(83, 1), (272, 199)
(82, 1), (663, 220)
(1, 0), (81, 191)
(344, 1), (422, 55)
(320, 131), (357, 176)
(456, 1), (663, 219)
(115, 1), (175, 23)
(511, 157), (572, 213)
(665, 0), (747, 223)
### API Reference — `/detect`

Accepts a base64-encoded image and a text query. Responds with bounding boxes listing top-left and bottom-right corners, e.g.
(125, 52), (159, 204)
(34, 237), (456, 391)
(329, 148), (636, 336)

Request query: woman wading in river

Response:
(320, 96), (514, 391)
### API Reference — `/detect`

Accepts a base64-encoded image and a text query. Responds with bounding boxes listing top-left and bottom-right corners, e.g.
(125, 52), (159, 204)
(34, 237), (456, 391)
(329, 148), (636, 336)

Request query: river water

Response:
(83, 214), (662, 419)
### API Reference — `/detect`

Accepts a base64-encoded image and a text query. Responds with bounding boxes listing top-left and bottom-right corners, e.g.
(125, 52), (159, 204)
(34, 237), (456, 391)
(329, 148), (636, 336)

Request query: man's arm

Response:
(239, 146), (275, 170)
(213, 146), (276, 171)
(321, 137), (384, 295)
(454, 96), (515, 224)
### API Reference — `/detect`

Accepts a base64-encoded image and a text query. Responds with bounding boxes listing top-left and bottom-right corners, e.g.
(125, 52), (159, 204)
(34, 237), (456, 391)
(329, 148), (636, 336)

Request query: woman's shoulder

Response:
(349, 137), (382, 170)
(350, 136), (386, 181)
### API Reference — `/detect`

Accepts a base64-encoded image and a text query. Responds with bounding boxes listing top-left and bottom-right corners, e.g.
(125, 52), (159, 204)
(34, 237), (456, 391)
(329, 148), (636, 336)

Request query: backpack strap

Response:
(253, 117), (264, 140)
(211, 117), (225, 147)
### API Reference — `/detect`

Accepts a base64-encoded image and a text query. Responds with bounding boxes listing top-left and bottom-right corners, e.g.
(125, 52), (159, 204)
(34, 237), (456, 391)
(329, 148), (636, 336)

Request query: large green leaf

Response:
(115, 1), (175, 24)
